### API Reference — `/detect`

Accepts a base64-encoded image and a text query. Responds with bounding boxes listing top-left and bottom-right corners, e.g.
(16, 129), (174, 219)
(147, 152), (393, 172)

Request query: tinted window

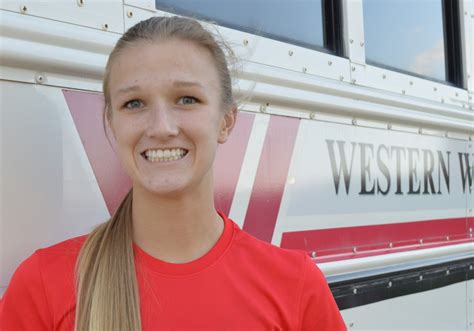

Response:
(156, 0), (324, 50)
(363, 0), (446, 81)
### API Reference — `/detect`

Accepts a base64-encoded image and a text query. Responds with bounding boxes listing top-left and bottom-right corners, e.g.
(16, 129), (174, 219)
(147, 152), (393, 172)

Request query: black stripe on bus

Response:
(328, 256), (474, 310)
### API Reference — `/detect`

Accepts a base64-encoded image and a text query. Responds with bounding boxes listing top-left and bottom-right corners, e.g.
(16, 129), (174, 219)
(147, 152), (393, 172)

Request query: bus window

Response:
(155, 0), (336, 53)
(363, 0), (463, 87)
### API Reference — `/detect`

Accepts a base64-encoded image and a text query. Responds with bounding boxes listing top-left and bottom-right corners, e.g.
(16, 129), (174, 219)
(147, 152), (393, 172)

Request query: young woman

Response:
(0, 16), (346, 331)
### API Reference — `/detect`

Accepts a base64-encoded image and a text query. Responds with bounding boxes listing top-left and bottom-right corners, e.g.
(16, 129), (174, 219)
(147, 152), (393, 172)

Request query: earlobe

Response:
(217, 106), (237, 144)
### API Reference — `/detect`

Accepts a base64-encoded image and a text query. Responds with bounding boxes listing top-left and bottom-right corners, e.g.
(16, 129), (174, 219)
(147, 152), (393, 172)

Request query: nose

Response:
(145, 103), (179, 139)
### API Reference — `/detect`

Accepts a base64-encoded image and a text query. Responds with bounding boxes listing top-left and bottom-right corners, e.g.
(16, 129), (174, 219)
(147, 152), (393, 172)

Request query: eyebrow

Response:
(172, 80), (205, 89)
(116, 85), (140, 95)
(116, 81), (205, 95)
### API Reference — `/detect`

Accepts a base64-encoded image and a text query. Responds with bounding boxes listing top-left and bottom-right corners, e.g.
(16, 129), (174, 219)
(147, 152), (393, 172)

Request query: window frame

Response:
(342, 0), (470, 107)
(154, 0), (344, 56)
(361, 0), (464, 88)
(442, 0), (464, 88)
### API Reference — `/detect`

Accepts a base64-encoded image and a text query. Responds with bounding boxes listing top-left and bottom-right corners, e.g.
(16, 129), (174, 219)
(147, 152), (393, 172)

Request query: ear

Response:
(217, 105), (237, 144)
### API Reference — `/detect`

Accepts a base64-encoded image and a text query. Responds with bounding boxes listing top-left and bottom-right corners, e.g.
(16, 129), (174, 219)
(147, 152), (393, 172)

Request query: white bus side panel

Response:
(0, 82), (109, 295)
(341, 280), (473, 331)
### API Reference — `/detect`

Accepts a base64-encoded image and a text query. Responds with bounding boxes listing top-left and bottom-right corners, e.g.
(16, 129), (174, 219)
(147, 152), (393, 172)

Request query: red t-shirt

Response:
(1, 213), (346, 330)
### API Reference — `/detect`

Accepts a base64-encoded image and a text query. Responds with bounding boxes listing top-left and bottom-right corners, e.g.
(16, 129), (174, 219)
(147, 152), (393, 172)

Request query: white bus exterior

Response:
(1, 1), (473, 330)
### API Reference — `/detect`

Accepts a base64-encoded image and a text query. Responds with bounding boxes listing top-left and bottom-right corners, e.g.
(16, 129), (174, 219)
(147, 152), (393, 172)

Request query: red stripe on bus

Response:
(243, 116), (300, 242)
(64, 90), (131, 215)
(281, 217), (474, 263)
(214, 112), (255, 215)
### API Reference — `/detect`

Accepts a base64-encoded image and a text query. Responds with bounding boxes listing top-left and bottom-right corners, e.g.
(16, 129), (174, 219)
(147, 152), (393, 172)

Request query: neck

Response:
(131, 178), (224, 264)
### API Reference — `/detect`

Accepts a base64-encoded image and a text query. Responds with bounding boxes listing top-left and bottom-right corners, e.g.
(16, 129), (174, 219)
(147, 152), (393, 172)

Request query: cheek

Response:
(111, 120), (140, 151)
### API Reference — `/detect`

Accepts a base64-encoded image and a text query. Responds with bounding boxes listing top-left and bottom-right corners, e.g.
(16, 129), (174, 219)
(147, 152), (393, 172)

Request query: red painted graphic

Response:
(64, 89), (254, 216)
(64, 90), (131, 215)
(242, 116), (300, 242)
(281, 217), (474, 263)
(63, 89), (471, 263)
(214, 112), (255, 215)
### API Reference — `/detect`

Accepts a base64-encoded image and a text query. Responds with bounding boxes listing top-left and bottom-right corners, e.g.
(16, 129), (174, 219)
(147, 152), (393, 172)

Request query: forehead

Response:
(108, 39), (220, 94)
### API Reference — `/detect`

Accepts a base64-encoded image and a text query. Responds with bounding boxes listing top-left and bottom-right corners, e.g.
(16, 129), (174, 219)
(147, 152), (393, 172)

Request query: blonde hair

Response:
(75, 16), (236, 331)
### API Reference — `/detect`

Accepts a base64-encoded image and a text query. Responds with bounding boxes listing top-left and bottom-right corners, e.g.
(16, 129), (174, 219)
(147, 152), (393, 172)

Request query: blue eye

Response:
(179, 96), (198, 105)
(124, 99), (143, 109)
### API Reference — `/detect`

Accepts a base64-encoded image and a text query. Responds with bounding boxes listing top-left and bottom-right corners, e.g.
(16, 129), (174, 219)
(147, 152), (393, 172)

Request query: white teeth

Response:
(144, 148), (187, 163)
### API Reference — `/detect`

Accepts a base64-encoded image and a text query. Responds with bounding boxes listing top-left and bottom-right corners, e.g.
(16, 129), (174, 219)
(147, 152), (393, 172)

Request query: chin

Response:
(139, 178), (189, 197)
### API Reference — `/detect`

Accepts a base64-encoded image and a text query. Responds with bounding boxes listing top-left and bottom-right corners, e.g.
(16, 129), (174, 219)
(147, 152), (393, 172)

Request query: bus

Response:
(1, 0), (473, 329)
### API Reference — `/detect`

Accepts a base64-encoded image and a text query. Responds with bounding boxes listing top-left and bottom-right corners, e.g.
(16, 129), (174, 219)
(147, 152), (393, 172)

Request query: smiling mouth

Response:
(141, 148), (189, 163)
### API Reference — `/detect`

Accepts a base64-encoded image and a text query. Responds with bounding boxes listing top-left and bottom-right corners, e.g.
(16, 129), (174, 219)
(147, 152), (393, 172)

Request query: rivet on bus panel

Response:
(352, 247), (357, 253)
(388, 281), (392, 288)
(349, 322), (354, 328)
(311, 251), (317, 258)
(352, 119), (357, 126)
(446, 236), (450, 241)
(309, 112), (315, 120)
(433, 87), (438, 92)
(402, 90), (406, 95)
(418, 128), (423, 134)
(20, 5), (27, 13)
(446, 270), (450, 275)
(387, 123), (392, 130)
(469, 228), (472, 233)
(409, 81), (413, 86)
(445, 132), (449, 138)
(470, 265), (473, 270)
(35, 75), (45, 84)
(349, 39), (354, 44)
(259, 105), (266, 113)
(382, 74), (386, 79)
(351, 79), (356, 84)
(351, 66), (356, 72)
(288, 50), (294, 56)
(77, 0), (84, 6)
(302, 67), (307, 73)
(389, 242), (393, 248)
(455, 92), (459, 97)
(339, 75), (344, 81)
(328, 60), (332, 66)
(353, 288), (358, 294)
(102, 23), (109, 30)
(441, 98), (445, 103)
(243, 39), (248, 46)
(419, 275), (423, 281)
(419, 239), (423, 244)
(127, 10), (133, 18)
(360, 41), (364, 47)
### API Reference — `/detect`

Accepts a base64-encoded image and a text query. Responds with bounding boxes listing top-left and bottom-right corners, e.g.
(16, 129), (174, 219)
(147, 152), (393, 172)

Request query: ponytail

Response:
(75, 189), (141, 331)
